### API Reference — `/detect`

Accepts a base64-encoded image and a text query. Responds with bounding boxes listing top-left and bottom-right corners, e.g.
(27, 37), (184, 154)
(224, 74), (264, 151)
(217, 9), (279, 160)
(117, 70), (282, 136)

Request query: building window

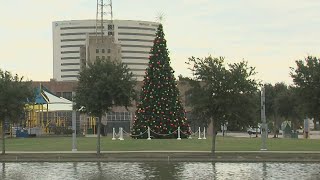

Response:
(108, 32), (114, 36)
(96, 49), (99, 53)
(60, 26), (102, 30)
(118, 26), (156, 31)
(121, 56), (149, 60)
(118, 32), (155, 37)
(118, 38), (153, 42)
(61, 51), (80, 54)
(121, 50), (149, 54)
(61, 57), (80, 60)
(96, 56), (99, 60)
(61, 75), (79, 78)
(61, 69), (80, 72)
(61, 39), (85, 42)
(61, 63), (80, 66)
(102, 49), (105, 53)
(62, 92), (72, 101)
(102, 56), (105, 60)
(107, 112), (131, 121)
(108, 25), (114, 30)
(107, 49), (111, 53)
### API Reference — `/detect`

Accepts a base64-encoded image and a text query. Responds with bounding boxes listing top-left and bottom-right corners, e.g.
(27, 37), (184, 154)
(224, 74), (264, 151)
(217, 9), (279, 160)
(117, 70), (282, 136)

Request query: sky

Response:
(1, 0), (320, 84)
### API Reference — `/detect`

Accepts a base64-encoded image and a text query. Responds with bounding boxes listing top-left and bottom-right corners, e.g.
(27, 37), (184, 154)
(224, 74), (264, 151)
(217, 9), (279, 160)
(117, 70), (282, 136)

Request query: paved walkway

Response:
(2, 150), (320, 163)
(220, 131), (320, 139)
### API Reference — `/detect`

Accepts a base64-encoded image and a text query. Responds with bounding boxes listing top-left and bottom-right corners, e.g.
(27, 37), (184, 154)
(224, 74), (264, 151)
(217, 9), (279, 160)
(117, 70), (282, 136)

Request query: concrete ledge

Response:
(1, 151), (320, 162)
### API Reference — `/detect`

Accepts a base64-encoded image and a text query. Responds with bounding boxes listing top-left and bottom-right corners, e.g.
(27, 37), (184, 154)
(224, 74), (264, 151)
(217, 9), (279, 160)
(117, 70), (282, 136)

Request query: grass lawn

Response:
(2, 136), (320, 151)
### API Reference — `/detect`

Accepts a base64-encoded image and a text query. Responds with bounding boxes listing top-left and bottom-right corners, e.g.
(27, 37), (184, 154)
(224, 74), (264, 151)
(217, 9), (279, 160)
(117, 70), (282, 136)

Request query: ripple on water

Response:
(0, 162), (320, 180)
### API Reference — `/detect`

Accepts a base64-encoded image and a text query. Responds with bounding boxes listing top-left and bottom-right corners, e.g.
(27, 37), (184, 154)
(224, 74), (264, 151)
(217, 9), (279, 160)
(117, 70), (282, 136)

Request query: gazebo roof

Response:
(34, 85), (72, 111)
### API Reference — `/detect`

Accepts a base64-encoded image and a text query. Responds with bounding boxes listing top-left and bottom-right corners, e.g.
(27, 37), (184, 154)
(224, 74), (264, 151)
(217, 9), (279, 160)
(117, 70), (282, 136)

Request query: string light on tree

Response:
(131, 24), (190, 139)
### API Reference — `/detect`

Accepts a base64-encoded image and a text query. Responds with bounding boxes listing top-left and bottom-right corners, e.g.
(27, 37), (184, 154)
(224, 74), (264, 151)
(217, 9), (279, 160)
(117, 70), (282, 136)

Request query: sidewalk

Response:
(221, 131), (320, 139)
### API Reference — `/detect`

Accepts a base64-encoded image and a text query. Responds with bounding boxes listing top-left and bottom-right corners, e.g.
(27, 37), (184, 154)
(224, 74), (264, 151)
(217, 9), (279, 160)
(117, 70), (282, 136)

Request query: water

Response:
(0, 162), (320, 180)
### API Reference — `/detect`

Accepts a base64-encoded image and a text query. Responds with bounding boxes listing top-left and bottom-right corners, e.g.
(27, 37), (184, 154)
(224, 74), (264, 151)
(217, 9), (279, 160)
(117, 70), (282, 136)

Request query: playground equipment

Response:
(24, 85), (73, 135)
(83, 116), (97, 135)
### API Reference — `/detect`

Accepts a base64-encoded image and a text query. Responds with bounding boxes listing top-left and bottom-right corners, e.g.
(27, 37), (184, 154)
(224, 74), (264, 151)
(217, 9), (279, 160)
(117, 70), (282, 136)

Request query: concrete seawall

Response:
(1, 151), (320, 163)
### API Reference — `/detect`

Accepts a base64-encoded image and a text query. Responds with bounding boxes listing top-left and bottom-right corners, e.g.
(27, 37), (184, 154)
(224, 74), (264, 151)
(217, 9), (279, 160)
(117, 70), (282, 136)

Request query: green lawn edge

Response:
(2, 136), (320, 151)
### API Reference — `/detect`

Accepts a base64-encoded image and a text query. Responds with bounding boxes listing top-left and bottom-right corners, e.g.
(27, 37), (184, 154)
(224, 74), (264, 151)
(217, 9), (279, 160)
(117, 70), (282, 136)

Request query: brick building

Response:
(31, 79), (209, 135)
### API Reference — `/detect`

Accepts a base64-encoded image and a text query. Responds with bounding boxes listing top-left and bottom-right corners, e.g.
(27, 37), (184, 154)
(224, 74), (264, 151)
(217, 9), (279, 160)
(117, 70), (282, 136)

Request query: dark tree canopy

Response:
(186, 56), (259, 153)
(264, 83), (303, 135)
(0, 69), (34, 154)
(264, 83), (287, 132)
(290, 56), (320, 129)
(74, 59), (136, 154)
(75, 59), (136, 118)
(131, 24), (190, 139)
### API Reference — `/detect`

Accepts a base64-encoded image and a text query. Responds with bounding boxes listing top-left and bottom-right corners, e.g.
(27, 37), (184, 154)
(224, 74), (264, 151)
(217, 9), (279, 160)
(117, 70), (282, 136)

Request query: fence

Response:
(110, 127), (208, 140)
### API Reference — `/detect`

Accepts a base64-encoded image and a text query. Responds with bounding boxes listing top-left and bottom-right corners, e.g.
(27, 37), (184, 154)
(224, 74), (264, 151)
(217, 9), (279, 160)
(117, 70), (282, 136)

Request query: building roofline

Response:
(53, 19), (160, 24)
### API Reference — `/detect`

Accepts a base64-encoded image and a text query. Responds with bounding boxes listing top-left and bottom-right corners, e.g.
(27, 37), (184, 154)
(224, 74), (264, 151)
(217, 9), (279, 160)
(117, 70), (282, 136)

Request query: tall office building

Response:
(52, 20), (159, 81)
(80, 35), (122, 70)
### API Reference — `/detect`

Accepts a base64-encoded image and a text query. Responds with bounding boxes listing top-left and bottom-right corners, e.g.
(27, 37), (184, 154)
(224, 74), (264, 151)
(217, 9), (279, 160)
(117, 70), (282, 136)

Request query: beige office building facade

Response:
(53, 19), (159, 81)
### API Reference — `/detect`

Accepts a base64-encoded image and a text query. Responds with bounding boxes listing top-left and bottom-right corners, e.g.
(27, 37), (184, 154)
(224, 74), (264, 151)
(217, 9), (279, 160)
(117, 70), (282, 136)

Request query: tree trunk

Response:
(211, 119), (216, 156)
(273, 116), (277, 138)
(1, 120), (5, 155)
(313, 116), (319, 130)
(96, 116), (102, 155)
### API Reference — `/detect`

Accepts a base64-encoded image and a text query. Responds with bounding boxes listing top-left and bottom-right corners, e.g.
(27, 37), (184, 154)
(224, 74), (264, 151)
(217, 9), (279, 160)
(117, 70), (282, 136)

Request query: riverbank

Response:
(1, 151), (320, 163)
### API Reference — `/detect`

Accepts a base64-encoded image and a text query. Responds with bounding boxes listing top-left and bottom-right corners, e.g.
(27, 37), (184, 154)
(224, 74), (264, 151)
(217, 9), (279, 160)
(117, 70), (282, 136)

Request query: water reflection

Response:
(139, 162), (181, 179)
(262, 162), (267, 180)
(0, 162), (319, 180)
(2, 162), (5, 180)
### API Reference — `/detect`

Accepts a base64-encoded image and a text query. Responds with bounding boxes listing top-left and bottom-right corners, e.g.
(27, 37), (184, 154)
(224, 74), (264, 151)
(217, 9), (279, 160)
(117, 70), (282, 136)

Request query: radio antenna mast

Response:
(96, 0), (114, 43)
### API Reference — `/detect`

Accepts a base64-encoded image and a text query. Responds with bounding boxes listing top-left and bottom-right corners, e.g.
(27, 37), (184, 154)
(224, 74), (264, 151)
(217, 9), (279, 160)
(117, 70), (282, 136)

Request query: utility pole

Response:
(72, 92), (77, 152)
(261, 86), (267, 151)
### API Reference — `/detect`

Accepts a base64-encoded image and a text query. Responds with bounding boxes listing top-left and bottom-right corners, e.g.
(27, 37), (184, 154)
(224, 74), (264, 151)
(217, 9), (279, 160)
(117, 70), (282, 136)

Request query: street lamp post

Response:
(72, 92), (77, 152)
(261, 86), (267, 151)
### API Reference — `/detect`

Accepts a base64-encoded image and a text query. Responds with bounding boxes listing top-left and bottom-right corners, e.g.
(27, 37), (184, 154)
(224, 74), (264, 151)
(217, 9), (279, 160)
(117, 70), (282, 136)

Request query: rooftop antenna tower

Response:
(96, 0), (114, 43)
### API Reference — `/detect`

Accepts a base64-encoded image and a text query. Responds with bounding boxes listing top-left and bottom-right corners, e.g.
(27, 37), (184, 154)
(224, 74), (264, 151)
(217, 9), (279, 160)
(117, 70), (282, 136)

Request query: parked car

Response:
(247, 127), (271, 135)
(247, 127), (260, 135)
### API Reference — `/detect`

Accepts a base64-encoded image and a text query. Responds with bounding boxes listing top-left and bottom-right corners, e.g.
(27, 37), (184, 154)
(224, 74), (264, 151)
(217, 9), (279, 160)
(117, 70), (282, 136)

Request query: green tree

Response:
(74, 59), (136, 154)
(131, 24), (190, 139)
(186, 56), (259, 154)
(290, 56), (320, 130)
(276, 86), (303, 130)
(264, 83), (287, 137)
(0, 70), (34, 154)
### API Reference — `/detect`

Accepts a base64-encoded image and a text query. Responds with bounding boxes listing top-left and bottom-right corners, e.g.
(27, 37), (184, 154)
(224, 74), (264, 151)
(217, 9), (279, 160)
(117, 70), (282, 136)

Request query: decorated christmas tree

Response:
(131, 24), (191, 139)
